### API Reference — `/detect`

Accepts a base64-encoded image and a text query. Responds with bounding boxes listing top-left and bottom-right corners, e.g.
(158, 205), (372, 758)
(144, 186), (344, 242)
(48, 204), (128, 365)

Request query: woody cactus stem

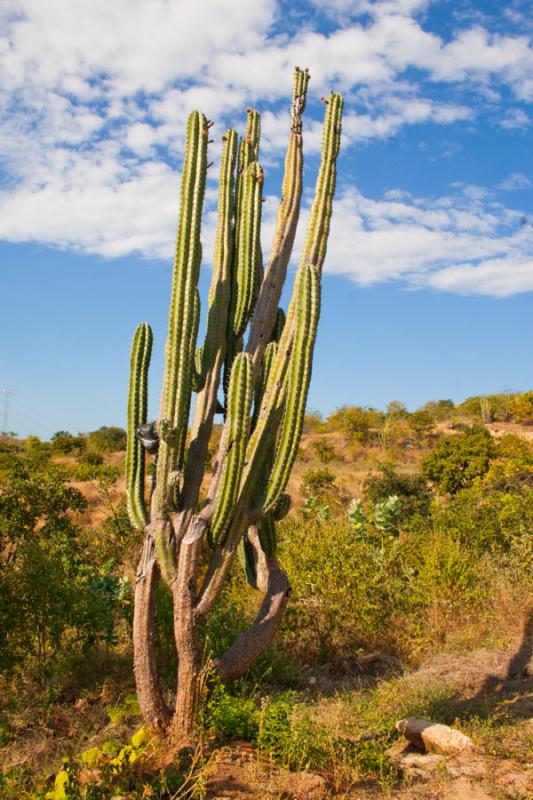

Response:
(126, 67), (343, 743)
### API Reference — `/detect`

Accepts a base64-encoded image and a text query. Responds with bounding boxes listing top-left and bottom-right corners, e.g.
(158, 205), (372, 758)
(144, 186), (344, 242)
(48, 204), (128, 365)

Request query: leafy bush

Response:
(302, 495), (331, 522)
(508, 391), (533, 424)
(301, 467), (336, 497)
(50, 430), (86, 455)
(86, 426), (127, 453)
(429, 482), (533, 553)
(348, 495), (402, 539)
(458, 393), (516, 423)
(311, 439), (339, 463)
(66, 460), (120, 483)
(326, 405), (377, 443)
(421, 399), (455, 421)
(303, 410), (324, 433)
(0, 460), (128, 678)
(363, 464), (432, 522)
(408, 408), (435, 441)
(421, 425), (495, 494)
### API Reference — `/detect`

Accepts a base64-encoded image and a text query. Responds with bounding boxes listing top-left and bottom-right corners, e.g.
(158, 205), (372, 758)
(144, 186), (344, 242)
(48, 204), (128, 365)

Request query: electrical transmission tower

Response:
(1, 389), (14, 436)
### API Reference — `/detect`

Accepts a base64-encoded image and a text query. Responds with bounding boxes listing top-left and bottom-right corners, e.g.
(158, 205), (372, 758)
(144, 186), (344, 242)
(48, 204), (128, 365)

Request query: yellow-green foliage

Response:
(42, 726), (163, 800)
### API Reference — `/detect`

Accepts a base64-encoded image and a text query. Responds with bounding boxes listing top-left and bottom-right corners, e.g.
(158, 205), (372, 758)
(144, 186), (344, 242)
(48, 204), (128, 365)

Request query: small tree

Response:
(508, 391), (533, 424)
(50, 430), (86, 455)
(421, 425), (495, 494)
(125, 70), (343, 743)
(87, 426), (127, 453)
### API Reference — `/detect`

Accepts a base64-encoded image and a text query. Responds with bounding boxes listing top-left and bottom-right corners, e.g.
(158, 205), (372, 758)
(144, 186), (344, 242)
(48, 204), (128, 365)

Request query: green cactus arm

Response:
(252, 339), (277, 429)
(262, 263), (320, 513)
(237, 532), (258, 588)
(231, 91), (343, 513)
(155, 110), (208, 510)
(177, 129), (238, 521)
(192, 346), (204, 393)
(300, 93), (343, 272)
(245, 107), (261, 160)
(197, 85), (343, 621)
(257, 513), (276, 556)
(271, 492), (291, 521)
(222, 334), (243, 410)
(196, 129), (238, 386)
(232, 161), (264, 337)
(125, 322), (153, 530)
(271, 308), (286, 343)
(242, 90), (343, 464)
(210, 352), (254, 544)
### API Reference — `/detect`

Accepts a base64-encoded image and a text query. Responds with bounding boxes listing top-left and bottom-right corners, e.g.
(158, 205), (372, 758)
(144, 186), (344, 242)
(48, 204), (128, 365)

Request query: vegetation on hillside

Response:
(0, 390), (532, 798)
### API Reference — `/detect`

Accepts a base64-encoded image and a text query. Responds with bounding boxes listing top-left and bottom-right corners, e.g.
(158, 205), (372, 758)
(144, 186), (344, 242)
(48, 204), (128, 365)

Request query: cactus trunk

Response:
(126, 69), (343, 744)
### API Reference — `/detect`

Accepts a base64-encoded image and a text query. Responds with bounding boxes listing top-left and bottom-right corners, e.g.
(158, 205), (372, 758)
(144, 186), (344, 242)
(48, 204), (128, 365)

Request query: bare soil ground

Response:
(199, 627), (533, 799)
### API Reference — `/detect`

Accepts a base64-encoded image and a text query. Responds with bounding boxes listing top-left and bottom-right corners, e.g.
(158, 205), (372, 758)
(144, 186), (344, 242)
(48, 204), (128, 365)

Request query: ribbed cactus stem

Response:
(210, 352), (254, 543)
(263, 264), (321, 513)
(258, 513), (276, 556)
(199, 130), (238, 382)
(230, 92), (342, 517)
(126, 322), (153, 530)
(272, 308), (286, 343)
(156, 111), (208, 505)
(252, 339), (277, 428)
(245, 108), (261, 160)
(232, 161), (264, 337)
(181, 129), (238, 516)
(300, 93), (343, 272)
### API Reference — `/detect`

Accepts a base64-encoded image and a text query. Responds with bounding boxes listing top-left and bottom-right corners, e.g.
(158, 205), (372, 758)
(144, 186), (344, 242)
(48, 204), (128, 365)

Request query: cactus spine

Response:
(126, 70), (342, 740)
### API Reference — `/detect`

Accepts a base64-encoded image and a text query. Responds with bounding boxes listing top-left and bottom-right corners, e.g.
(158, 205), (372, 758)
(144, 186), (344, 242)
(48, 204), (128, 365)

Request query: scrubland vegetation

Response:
(1, 392), (532, 798)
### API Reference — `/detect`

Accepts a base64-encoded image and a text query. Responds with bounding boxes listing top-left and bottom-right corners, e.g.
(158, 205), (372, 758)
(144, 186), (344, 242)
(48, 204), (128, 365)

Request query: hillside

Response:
(0, 393), (532, 798)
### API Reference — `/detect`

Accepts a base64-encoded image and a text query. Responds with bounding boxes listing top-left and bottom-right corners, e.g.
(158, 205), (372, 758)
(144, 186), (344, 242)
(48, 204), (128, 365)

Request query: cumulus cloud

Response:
(323, 188), (533, 296)
(0, 0), (532, 299)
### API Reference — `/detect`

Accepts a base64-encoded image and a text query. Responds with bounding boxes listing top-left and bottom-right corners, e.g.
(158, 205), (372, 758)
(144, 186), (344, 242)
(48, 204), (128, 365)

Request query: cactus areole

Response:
(126, 69), (343, 743)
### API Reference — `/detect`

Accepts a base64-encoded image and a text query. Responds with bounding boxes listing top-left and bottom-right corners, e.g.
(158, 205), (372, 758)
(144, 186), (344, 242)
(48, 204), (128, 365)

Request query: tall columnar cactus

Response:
(126, 68), (343, 743)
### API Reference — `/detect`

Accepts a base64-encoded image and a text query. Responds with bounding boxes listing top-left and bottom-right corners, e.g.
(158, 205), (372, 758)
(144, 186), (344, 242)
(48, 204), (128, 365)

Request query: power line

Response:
(1, 388), (14, 435)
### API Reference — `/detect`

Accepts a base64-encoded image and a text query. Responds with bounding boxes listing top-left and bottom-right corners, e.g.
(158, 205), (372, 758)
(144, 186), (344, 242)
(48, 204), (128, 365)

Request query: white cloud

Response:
(323, 188), (533, 296)
(421, 257), (533, 296)
(498, 108), (530, 129)
(1, 0), (532, 301)
(499, 172), (532, 191)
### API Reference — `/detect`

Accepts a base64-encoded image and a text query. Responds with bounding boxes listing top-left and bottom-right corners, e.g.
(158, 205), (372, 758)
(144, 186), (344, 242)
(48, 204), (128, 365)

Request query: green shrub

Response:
(86, 426), (127, 453)
(408, 408), (435, 441)
(0, 462), (127, 679)
(421, 425), (495, 494)
(431, 483), (533, 553)
(363, 464), (432, 522)
(50, 430), (86, 455)
(508, 391), (533, 424)
(421, 399), (455, 421)
(301, 467), (337, 497)
(326, 405), (377, 443)
(67, 462), (120, 483)
(312, 439), (339, 463)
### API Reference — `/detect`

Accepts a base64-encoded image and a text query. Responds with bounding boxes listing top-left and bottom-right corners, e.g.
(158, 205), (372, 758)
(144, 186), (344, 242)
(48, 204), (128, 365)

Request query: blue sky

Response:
(1, 0), (532, 438)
